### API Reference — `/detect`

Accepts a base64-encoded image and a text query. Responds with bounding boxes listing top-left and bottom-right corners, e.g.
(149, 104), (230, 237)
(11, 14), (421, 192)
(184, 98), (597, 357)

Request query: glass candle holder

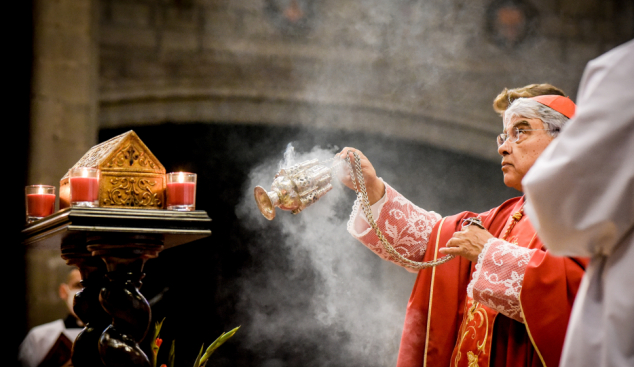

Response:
(166, 172), (197, 211)
(25, 185), (56, 223)
(69, 167), (100, 208)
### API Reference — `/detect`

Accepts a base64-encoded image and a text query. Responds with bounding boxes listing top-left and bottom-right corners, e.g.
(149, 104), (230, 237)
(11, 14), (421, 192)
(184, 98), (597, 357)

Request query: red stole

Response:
(396, 197), (587, 367)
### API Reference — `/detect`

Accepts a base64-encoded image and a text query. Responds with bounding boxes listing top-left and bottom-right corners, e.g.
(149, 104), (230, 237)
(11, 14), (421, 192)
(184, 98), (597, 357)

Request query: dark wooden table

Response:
(23, 207), (212, 367)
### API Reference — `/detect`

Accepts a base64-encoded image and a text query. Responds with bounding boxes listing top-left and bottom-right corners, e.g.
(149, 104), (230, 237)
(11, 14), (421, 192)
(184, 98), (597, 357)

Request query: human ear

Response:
(59, 283), (69, 301)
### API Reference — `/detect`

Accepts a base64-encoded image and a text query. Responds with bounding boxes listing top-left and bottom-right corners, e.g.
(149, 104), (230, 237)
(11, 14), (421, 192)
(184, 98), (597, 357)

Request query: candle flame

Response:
(37, 186), (44, 195)
(178, 172), (185, 183)
(82, 168), (89, 178)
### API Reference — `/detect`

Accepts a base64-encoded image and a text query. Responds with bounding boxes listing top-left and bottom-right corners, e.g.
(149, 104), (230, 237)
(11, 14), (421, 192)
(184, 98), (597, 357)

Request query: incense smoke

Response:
(235, 143), (416, 367)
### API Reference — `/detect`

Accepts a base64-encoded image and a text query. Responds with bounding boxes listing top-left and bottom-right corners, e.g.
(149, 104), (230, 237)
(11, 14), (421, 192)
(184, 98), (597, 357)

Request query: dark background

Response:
(10, 1), (33, 365)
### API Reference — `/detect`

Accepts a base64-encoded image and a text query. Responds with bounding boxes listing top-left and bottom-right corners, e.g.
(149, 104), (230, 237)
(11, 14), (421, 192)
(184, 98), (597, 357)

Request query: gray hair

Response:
(503, 98), (569, 137)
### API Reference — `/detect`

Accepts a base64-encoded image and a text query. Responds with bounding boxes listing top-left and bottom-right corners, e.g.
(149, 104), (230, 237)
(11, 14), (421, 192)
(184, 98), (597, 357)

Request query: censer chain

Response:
(339, 151), (455, 270)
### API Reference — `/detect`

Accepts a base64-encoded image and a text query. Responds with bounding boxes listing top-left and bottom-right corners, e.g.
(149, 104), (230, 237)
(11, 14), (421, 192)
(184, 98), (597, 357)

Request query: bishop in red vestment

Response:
(338, 95), (587, 367)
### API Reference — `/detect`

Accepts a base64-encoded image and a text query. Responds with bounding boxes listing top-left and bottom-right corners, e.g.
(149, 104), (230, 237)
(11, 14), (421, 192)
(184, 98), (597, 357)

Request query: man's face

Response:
(498, 116), (554, 191)
(59, 269), (82, 316)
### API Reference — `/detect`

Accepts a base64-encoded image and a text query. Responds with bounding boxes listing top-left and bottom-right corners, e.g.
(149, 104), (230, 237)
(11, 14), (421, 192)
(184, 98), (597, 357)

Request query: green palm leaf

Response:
(199, 326), (241, 367)
(192, 344), (204, 367)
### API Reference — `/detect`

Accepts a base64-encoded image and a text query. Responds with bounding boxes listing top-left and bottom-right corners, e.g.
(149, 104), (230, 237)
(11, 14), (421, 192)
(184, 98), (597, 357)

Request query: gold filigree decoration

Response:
(107, 144), (157, 169)
(104, 177), (162, 207)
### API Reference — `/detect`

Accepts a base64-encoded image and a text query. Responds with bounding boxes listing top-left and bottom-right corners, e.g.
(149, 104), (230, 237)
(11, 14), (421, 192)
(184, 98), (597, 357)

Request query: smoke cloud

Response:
(235, 143), (415, 367)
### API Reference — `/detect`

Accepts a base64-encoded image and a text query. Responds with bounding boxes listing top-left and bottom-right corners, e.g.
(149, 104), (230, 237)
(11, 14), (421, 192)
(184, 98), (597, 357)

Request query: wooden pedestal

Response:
(23, 207), (211, 367)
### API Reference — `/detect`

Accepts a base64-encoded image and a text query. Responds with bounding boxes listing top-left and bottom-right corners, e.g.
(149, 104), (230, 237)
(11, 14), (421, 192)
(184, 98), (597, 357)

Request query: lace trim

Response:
(468, 239), (536, 322)
(347, 182), (441, 268)
(467, 237), (498, 298)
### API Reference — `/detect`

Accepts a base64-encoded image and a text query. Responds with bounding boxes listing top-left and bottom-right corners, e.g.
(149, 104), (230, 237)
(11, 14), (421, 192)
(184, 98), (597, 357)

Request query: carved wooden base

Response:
(98, 270), (151, 367)
(88, 234), (163, 367)
(61, 246), (110, 367)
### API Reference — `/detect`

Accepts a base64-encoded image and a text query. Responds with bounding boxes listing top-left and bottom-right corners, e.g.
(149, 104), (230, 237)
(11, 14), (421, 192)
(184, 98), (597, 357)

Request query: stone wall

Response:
(30, 0), (99, 186)
(98, 0), (633, 161)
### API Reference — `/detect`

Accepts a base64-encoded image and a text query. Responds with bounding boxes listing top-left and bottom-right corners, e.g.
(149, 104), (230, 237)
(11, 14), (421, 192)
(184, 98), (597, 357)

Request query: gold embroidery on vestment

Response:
(467, 352), (479, 367)
(453, 300), (489, 366)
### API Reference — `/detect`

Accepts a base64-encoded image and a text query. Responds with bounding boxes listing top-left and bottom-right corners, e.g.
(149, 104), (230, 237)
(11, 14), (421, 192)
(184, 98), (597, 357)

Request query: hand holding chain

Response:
(344, 150), (455, 270)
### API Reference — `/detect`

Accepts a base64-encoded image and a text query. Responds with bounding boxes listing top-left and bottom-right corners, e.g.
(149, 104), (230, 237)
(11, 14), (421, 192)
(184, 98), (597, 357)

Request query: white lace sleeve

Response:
(467, 238), (537, 322)
(347, 182), (442, 271)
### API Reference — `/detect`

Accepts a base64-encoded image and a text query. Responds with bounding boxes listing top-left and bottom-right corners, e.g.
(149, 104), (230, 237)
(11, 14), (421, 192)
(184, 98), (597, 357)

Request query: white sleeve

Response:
(523, 40), (634, 257)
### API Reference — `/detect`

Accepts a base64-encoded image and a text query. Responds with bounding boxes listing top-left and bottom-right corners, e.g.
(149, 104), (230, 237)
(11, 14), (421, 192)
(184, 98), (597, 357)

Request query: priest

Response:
(338, 93), (587, 367)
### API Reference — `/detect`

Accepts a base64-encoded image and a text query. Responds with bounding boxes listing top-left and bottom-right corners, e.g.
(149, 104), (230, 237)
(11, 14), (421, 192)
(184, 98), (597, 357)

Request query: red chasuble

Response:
(396, 197), (587, 367)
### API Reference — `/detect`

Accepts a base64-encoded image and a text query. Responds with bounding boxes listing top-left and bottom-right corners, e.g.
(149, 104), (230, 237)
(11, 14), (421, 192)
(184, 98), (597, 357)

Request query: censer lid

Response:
(254, 186), (276, 220)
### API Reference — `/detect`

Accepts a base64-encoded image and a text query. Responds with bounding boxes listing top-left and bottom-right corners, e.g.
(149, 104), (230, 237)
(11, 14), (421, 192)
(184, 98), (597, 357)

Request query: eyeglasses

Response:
(496, 127), (559, 147)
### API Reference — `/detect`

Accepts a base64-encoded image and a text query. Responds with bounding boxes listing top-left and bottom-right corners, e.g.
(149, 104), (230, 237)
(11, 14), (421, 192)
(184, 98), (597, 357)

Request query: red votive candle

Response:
(69, 167), (99, 207)
(25, 185), (56, 223)
(166, 172), (197, 211)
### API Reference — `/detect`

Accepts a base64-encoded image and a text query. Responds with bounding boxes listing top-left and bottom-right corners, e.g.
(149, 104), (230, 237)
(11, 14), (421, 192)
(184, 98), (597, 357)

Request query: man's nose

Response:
(498, 139), (511, 156)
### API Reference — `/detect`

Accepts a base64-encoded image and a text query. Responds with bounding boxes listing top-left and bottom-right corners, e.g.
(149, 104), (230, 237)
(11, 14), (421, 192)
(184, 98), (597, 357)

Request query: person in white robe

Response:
(19, 269), (84, 367)
(522, 39), (634, 367)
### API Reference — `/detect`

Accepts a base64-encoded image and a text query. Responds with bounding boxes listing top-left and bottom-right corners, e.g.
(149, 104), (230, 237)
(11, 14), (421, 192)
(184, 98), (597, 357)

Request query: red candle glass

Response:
(69, 167), (100, 207)
(25, 185), (56, 223)
(166, 172), (197, 211)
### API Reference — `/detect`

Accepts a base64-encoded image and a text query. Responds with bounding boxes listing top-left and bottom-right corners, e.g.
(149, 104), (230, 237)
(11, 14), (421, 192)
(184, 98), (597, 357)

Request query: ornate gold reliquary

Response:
(59, 131), (166, 209)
